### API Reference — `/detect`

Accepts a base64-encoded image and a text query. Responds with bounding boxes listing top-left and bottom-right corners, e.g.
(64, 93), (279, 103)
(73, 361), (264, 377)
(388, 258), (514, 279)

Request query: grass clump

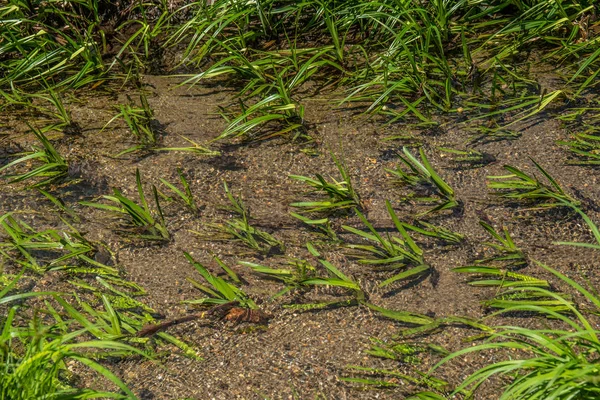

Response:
(421, 261), (600, 399)
(290, 212), (340, 243)
(453, 222), (556, 309)
(558, 106), (600, 165)
(242, 242), (365, 310)
(154, 135), (221, 156)
(104, 93), (160, 155)
(290, 152), (360, 214)
(245, 242), (439, 325)
(184, 252), (257, 309)
(487, 159), (578, 209)
(473, 221), (527, 269)
(31, 87), (81, 134)
(400, 220), (464, 245)
(0, 213), (116, 275)
(0, 1), (105, 91)
(0, 125), (68, 188)
(0, 275), (142, 399)
(194, 182), (284, 254)
(160, 168), (200, 214)
(82, 169), (170, 241)
(387, 147), (460, 216)
(343, 201), (430, 288)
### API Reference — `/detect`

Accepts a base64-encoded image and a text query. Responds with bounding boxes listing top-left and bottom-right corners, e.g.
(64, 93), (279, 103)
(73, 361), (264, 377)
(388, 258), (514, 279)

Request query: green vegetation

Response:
(438, 147), (495, 168)
(0, 217), (199, 397)
(0, 277), (143, 399)
(184, 252), (257, 309)
(487, 159), (579, 209)
(387, 147), (460, 216)
(290, 152), (360, 214)
(558, 106), (600, 165)
(193, 182), (284, 254)
(343, 202), (430, 288)
(81, 169), (170, 241)
(2, 0), (600, 398)
(160, 168), (200, 214)
(104, 93), (159, 155)
(0, 125), (68, 188)
(426, 262), (600, 399)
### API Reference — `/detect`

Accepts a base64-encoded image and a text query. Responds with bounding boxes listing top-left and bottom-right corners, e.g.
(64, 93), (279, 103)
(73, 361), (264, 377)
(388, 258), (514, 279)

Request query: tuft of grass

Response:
(475, 221), (527, 268)
(0, 275), (143, 399)
(290, 212), (340, 243)
(247, 242), (366, 311)
(193, 182), (284, 254)
(422, 261), (600, 399)
(0, 1), (106, 91)
(487, 159), (578, 209)
(557, 106), (600, 165)
(0, 125), (68, 188)
(103, 93), (160, 155)
(290, 152), (360, 214)
(160, 168), (200, 214)
(454, 266), (549, 289)
(153, 135), (221, 156)
(241, 256), (318, 300)
(400, 220), (464, 245)
(0, 213), (116, 275)
(343, 201), (429, 288)
(31, 87), (81, 134)
(387, 147), (460, 216)
(81, 169), (170, 241)
(183, 252), (256, 309)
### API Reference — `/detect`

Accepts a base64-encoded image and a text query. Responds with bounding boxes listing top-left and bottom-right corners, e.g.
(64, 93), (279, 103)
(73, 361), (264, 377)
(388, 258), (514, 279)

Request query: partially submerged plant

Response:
(65, 276), (202, 359)
(387, 147), (460, 216)
(104, 93), (160, 155)
(154, 135), (221, 156)
(475, 221), (527, 268)
(38, 189), (80, 222)
(184, 252), (257, 309)
(160, 168), (200, 214)
(467, 126), (522, 144)
(290, 152), (360, 214)
(487, 159), (578, 209)
(454, 266), (549, 289)
(553, 199), (600, 251)
(400, 220), (464, 245)
(419, 262), (600, 399)
(290, 212), (340, 243)
(194, 182), (284, 254)
(342, 201), (430, 288)
(0, 213), (116, 275)
(243, 242), (365, 310)
(30, 87), (81, 134)
(0, 275), (143, 399)
(0, 1), (105, 91)
(0, 125), (68, 188)
(81, 169), (170, 241)
(240, 256), (318, 300)
(133, 253), (270, 338)
(244, 242), (440, 325)
(557, 107), (600, 165)
(178, 42), (343, 142)
(438, 147), (495, 168)
(217, 89), (307, 142)
(452, 222), (542, 309)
